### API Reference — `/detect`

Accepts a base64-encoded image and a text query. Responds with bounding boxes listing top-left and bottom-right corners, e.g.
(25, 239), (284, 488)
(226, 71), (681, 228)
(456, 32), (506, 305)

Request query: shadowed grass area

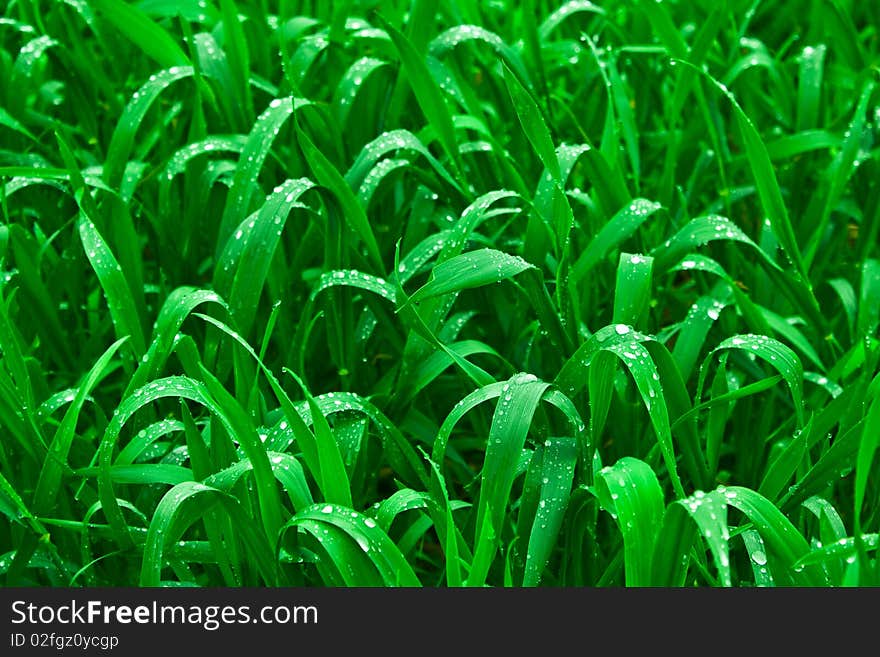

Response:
(0, 0), (878, 587)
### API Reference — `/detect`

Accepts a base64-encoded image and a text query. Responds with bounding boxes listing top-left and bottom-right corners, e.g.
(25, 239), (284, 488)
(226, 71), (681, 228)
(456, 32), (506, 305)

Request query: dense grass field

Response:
(0, 0), (878, 588)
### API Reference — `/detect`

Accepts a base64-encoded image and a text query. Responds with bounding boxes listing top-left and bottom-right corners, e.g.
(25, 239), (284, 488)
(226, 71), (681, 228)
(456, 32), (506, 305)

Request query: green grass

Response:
(0, 0), (878, 587)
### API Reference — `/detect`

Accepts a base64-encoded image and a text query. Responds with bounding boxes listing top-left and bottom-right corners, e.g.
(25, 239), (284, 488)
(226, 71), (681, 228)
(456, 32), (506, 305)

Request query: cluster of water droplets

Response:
(16, 35), (57, 71)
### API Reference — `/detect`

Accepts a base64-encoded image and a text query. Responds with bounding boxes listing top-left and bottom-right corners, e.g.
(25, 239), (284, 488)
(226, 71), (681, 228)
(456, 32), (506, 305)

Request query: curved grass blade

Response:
(215, 178), (314, 336)
(699, 334), (805, 427)
(793, 534), (879, 569)
(672, 292), (730, 381)
(796, 44), (826, 131)
(79, 216), (146, 358)
(98, 376), (267, 548)
(595, 457), (664, 587)
(471, 373), (551, 584)
(10, 338), (127, 583)
(115, 418), (185, 466)
(571, 198), (662, 281)
(721, 486), (827, 586)
(406, 248), (534, 305)
(196, 364), (285, 543)
(90, 0), (190, 69)
(34, 338), (128, 518)
(279, 503), (421, 586)
(125, 287), (226, 396)
(651, 214), (770, 273)
(218, 0), (253, 123)
(217, 96), (296, 253)
(680, 490), (731, 586)
(857, 259), (880, 338)
(854, 395), (880, 546)
(140, 482), (275, 586)
(334, 56), (388, 128)
(651, 500), (699, 586)
(397, 340), (505, 406)
(758, 419), (810, 502)
(374, 489), (431, 531)
(521, 436), (577, 586)
(556, 324), (686, 498)
(539, 1), (604, 40)
(502, 63), (560, 182)
(741, 529), (775, 587)
(296, 123), (383, 272)
(780, 415), (867, 512)
(612, 253), (653, 327)
(345, 129), (462, 196)
(103, 65), (195, 189)
(804, 80), (875, 270)
(377, 15), (463, 180)
(196, 312), (427, 489)
(205, 452), (314, 513)
(285, 370), (352, 508)
(431, 25), (532, 89)
(673, 59), (809, 286)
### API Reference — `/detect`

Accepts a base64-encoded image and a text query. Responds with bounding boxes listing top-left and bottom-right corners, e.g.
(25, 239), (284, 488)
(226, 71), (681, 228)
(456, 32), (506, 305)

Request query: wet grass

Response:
(0, 0), (878, 587)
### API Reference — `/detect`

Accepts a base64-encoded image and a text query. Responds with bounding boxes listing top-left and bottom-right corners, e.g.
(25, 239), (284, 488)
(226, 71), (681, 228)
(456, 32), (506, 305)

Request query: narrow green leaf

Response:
(78, 216), (146, 357)
(407, 248), (534, 305)
(503, 64), (560, 181)
(378, 16), (462, 178)
(595, 457), (664, 587)
(90, 0), (189, 69)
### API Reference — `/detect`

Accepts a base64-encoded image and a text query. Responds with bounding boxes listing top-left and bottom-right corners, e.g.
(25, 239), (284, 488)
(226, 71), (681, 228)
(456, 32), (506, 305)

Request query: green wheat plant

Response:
(0, 0), (878, 587)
